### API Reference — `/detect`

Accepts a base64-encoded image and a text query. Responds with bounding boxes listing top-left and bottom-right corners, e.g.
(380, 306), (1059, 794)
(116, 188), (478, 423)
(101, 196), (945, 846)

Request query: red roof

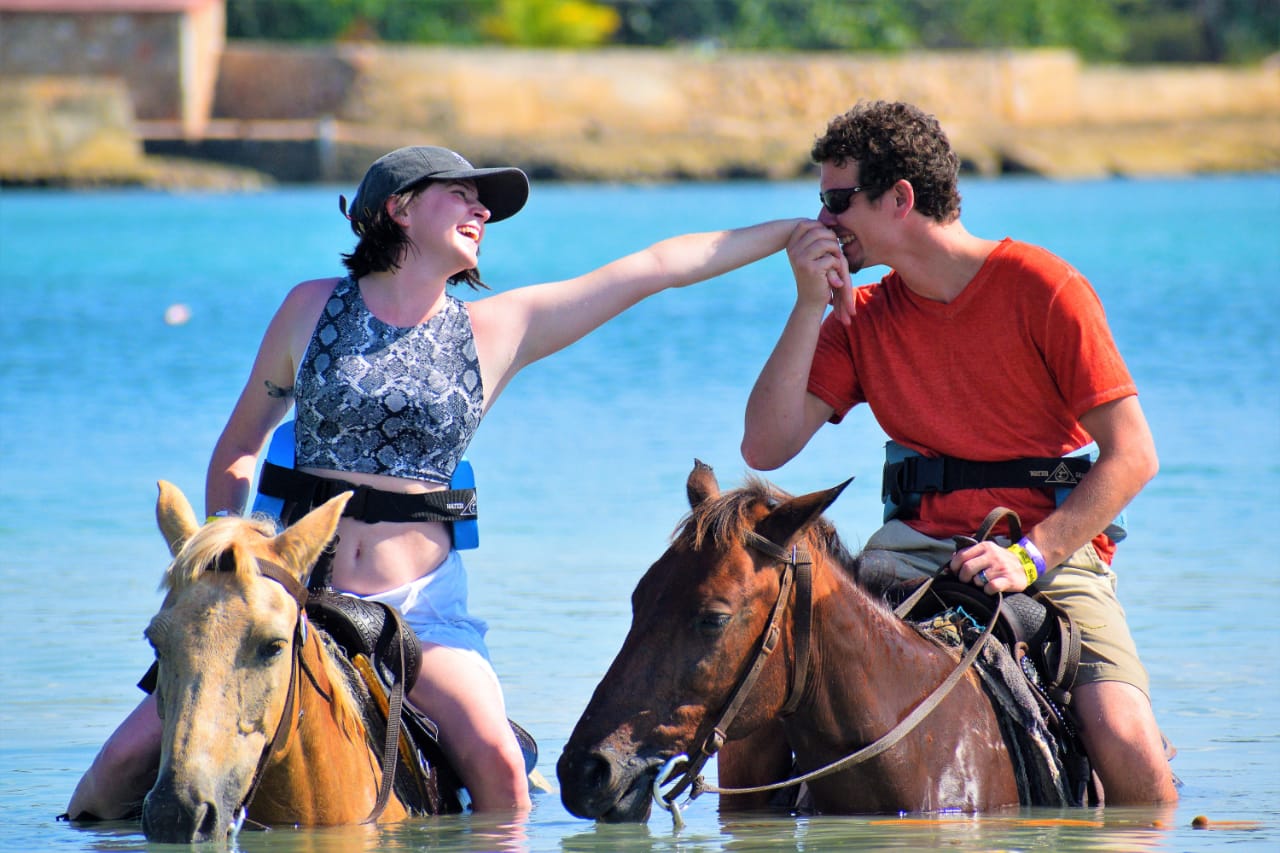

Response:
(0, 0), (219, 12)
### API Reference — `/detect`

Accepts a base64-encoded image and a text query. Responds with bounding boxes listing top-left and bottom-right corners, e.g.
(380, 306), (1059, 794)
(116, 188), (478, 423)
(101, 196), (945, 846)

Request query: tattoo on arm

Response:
(265, 380), (294, 399)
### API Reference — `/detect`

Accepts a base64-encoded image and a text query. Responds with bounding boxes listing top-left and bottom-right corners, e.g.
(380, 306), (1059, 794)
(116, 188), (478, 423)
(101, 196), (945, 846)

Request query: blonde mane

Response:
(159, 515), (365, 733)
(161, 515), (280, 592)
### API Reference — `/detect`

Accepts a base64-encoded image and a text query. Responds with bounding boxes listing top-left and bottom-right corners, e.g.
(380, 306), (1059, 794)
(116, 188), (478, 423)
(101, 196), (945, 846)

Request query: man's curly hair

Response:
(341, 179), (486, 289)
(811, 101), (961, 223)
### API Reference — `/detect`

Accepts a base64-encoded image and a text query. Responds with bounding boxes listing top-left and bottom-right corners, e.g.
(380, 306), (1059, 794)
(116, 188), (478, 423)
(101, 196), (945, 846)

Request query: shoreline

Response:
(3, 45), (1277, 189)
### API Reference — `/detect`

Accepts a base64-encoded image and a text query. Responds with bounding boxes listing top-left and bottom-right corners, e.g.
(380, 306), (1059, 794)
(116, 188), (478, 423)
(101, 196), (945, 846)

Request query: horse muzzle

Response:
(557, 746), (664, 822)
(141, 769), (239, 843)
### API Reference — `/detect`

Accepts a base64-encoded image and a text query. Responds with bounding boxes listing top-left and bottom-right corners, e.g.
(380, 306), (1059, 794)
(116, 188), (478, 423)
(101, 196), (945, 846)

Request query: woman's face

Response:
(395, 179), (491, 271)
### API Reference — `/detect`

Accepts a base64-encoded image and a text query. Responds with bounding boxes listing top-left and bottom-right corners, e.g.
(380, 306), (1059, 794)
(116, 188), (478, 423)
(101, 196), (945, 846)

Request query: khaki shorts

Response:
(861, 520), (1151, 698)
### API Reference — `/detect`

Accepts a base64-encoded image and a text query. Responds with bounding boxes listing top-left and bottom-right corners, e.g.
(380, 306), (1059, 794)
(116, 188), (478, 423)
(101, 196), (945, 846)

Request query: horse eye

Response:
(696, 611), (732, 636)
(257, 639), (289, 664)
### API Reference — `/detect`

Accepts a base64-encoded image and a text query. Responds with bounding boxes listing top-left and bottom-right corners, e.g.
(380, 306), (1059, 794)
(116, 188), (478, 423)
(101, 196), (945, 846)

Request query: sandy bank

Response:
(3, 45), (1277, 187)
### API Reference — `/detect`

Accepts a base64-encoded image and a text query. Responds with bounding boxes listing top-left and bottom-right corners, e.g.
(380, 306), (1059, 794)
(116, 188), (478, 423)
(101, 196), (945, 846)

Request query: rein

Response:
(654, 509), (1016, 823)
(205, 549), (404, 832)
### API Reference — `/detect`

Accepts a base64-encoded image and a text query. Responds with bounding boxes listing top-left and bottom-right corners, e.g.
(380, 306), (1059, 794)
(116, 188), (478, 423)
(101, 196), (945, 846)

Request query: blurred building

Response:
(0, 0), (1275, 184)
(0, 0), (224, 138)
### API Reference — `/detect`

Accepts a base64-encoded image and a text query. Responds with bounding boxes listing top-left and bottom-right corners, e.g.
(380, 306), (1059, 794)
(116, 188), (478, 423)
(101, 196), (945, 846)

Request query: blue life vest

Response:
(252, 420), (479, 550)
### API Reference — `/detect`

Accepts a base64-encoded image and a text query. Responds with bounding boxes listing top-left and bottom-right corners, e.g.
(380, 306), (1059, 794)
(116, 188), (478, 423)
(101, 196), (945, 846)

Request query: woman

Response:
(66, 146), (829, 818)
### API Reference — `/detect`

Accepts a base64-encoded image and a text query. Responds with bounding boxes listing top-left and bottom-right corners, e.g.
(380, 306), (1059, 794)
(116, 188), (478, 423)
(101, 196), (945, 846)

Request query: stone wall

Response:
(3, 40), (1277, 185)
(1077, 63), (1280, 123)
(0, 76), (149, 184)
(204, 44), (1280, 180)
(0, 0), (224, 137)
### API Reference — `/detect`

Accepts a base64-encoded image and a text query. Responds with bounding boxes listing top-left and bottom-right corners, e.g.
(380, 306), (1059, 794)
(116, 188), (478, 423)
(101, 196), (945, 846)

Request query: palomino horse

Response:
(141, 481), (458, 842)
(559, 461), (1047, 822)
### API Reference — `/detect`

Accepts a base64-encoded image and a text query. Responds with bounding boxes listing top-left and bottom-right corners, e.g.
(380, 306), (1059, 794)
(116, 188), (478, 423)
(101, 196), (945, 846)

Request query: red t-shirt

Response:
(807, 238), (1136, 562)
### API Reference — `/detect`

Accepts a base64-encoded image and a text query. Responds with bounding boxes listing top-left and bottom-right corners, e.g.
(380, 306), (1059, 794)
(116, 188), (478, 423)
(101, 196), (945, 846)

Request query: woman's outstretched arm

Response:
(471, 219), (835, 404)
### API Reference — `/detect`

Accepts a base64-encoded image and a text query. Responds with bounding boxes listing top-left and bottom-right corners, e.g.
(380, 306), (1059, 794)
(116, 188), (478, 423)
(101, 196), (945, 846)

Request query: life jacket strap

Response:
(883, 454), (1092, 508)
(258, 462), (477, 525)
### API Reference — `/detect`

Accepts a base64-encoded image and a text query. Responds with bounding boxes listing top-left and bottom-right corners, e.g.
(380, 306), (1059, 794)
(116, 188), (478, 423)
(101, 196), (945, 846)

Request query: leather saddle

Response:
(306, 590), (422, 692)
(893, 575), (1081, 709)
(864, 551), (1094, 805)
(858, 506), (1095, 804)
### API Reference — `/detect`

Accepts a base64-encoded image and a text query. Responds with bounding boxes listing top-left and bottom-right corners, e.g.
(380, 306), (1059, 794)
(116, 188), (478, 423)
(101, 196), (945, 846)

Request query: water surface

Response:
(1, 175), (1277, 851)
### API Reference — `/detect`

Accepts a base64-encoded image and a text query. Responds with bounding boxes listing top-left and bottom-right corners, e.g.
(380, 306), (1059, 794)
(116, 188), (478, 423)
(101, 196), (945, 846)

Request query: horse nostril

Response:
(581, 751), (618, 792)
(142, 786), (226, 844)
(193, 801), (220, 841)
(558, 749), (623, 816)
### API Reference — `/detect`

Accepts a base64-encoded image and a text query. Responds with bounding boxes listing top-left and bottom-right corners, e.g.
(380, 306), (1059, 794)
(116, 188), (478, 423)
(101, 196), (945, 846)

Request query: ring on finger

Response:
(976, 570), (988, 585)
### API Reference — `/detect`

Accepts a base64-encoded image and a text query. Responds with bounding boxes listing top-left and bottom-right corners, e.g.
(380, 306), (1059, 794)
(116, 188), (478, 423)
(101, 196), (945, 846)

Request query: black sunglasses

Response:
(819, 185), (865, 215)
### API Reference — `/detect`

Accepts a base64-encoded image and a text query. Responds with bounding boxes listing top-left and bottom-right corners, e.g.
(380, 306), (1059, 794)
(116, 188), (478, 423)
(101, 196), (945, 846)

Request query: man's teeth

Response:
(838, 234), (855, 246)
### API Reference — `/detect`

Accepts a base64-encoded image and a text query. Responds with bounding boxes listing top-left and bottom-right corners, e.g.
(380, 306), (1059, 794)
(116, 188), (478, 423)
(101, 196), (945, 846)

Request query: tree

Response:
(481, 0), (621, 47)
(223, 0), (1279, 62)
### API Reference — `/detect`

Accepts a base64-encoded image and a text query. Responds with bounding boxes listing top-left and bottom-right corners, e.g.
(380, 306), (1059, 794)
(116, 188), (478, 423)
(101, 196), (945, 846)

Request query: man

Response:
(738, 101), (1177, 804)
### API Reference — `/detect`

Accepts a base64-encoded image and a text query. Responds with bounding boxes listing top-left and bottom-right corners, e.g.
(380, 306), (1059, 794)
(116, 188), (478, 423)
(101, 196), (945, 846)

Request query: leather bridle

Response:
(204, 550), (310, 833)
(654, 511), (1013, 826)
(653, 529), (813, 811)
(200, 549), (404, 834)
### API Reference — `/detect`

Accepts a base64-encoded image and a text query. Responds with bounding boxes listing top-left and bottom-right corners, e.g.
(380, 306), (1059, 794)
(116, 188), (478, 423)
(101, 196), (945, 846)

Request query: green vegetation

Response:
(480, 0), (621, 46)
(225, 0), (1279, 63)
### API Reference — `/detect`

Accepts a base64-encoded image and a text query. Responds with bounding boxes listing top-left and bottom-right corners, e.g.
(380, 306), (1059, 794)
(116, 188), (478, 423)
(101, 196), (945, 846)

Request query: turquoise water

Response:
(1, 175), (1277, 851)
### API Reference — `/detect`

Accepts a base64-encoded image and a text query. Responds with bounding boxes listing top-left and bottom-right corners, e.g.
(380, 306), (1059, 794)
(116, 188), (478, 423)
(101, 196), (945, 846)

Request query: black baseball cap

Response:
(339, 146), (529, 226)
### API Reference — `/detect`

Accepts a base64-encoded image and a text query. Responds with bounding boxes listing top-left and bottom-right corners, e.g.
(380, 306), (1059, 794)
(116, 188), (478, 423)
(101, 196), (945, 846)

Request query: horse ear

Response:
(269, 491), (352, 581)
(687, 458), (720, 508)
(757, 477), (853, 549)
(156, 480), (200, 557)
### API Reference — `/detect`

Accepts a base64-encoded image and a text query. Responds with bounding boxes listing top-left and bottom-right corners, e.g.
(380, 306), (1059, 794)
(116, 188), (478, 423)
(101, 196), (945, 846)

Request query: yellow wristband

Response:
(1008, 544), (1039, 586)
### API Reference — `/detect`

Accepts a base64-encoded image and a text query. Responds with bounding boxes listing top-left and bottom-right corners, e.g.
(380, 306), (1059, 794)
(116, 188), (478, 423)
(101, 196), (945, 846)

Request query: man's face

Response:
(818, 161), (876, 274)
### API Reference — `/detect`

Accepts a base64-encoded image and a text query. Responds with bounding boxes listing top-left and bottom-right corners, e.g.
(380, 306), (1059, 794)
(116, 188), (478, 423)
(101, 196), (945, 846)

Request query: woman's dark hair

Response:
(811, 101), (961, 223)
(340, 181), (487, 289)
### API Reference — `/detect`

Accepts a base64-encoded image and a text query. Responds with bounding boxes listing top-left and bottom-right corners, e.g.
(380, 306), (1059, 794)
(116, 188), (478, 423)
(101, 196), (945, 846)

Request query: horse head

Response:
(557, 460), (849, 822)
(140, 481), (349, 843)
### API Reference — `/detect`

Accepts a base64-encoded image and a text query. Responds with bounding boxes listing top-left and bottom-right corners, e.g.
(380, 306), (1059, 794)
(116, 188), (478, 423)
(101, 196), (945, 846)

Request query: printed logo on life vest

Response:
(446, 495), (479, 516)
(1039, 462), (1080, 485)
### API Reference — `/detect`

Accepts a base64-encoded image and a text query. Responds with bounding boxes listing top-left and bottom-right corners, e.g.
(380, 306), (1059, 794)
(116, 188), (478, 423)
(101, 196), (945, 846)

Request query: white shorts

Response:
(341, 550), (492, 661)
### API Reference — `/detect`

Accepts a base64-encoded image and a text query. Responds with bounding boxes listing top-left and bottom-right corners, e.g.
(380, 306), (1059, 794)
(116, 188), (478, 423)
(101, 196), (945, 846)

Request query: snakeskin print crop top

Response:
(294, 276), (484, 485)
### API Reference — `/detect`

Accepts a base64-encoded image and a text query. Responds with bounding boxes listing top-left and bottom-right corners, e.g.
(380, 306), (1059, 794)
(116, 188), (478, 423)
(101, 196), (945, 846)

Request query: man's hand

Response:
(950, 540), (1031, 594)
(786, 220), (854, 324)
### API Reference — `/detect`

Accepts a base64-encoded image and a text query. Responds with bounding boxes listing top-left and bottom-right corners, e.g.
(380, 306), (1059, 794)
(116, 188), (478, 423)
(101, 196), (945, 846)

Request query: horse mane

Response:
(674, 475), (858, 576)
(317, 631), (373, 742)
(160, 516), (367, 735)
(161, 515), (281, 593)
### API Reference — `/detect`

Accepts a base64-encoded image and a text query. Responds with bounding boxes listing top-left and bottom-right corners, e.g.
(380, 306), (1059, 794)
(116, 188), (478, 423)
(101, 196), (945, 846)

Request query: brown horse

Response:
(141, 481), (455, 842)
(558, 461), (1037, 822)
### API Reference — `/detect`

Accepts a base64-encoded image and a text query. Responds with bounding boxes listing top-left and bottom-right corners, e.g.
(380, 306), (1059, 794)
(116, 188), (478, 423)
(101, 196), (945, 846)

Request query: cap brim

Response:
(406, 166), (530, 223)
